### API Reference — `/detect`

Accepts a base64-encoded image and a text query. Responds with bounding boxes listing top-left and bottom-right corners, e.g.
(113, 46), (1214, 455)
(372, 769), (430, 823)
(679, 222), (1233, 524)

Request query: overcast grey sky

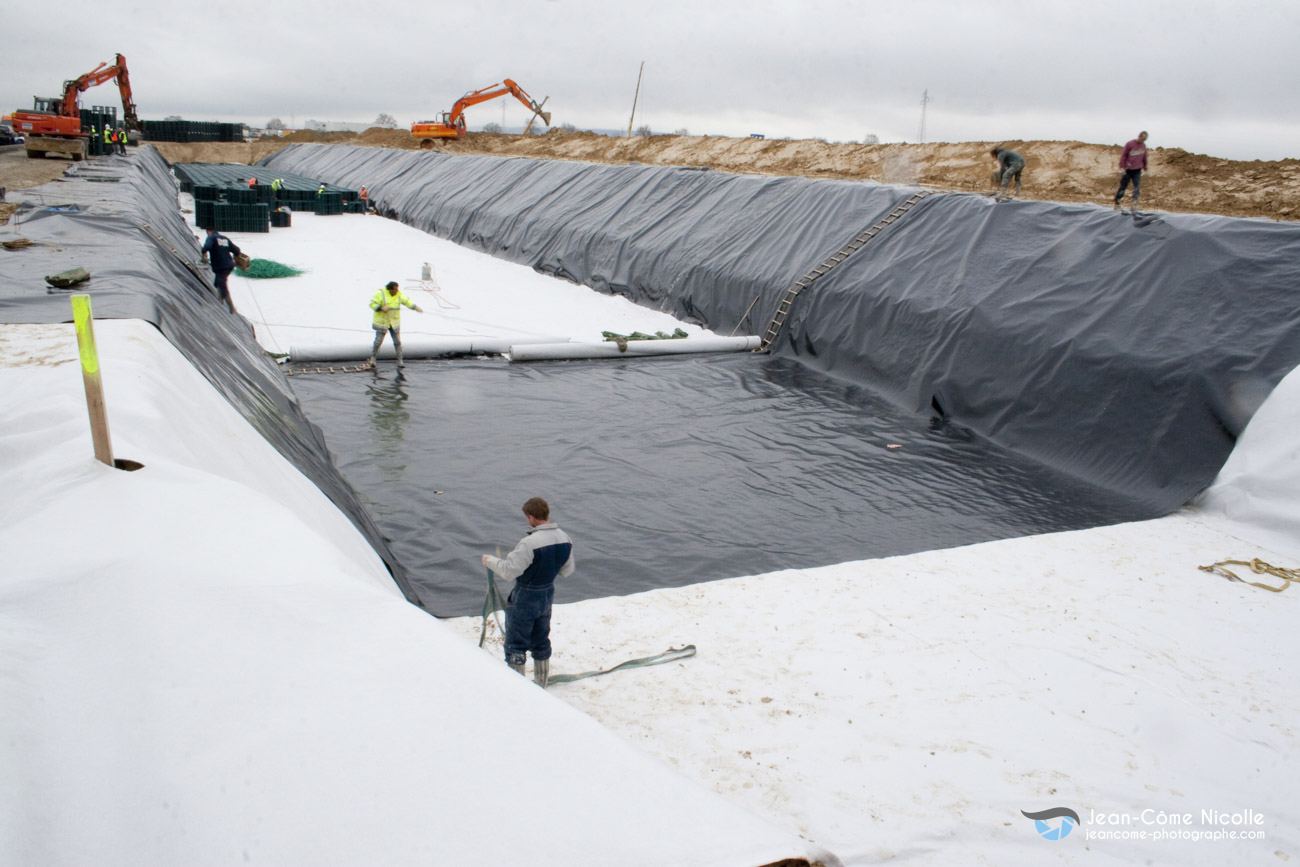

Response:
(5, 0), (1298, 161)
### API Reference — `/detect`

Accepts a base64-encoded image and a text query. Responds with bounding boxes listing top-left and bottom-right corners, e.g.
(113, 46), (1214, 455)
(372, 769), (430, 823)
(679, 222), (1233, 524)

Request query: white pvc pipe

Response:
(289, 335), (567, 363)
(508, 335), (761, 362)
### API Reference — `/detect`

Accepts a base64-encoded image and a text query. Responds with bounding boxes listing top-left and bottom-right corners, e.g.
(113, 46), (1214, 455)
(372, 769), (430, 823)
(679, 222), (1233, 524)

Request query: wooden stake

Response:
(71, 294), (114, 466)
(627, 61), (645, 138)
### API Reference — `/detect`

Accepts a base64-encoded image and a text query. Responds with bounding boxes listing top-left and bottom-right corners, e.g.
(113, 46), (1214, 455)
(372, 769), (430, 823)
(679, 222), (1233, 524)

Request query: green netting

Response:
(236, 258), (305, 279)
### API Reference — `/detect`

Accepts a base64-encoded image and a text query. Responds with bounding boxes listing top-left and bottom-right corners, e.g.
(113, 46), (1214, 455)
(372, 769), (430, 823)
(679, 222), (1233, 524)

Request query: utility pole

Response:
(627, 61), (645, 138)
(918, 89), (930, 144)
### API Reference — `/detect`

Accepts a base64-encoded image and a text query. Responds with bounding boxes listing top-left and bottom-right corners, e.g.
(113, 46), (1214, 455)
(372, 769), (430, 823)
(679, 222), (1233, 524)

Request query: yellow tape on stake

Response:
(70, 294), (114, 465)
(71, 295), (100, 375)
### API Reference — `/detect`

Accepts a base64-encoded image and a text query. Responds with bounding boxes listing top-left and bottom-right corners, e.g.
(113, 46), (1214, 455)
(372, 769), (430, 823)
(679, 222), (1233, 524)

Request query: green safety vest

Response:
(103, 127), (112, 143)
(371, 288), (413, 329)
(271, 179), (283, 191)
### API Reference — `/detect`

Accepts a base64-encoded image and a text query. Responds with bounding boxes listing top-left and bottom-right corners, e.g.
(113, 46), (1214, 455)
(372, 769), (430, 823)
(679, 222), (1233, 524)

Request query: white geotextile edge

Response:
(0, 321), (831, 867)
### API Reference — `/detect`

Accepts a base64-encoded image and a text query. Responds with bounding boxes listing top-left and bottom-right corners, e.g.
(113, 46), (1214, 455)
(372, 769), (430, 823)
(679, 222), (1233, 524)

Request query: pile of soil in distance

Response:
(4, 129), (1297, 223)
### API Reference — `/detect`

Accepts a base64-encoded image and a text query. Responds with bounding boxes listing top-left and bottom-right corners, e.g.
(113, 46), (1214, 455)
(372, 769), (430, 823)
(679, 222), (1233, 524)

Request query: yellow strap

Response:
(1198, 558), (1300, 593)
(71, 295), (99, 375)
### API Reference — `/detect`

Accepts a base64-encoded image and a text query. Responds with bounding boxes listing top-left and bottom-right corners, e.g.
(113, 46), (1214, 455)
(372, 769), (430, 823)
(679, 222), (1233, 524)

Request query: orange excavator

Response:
(411, 78), (550, 140)
(11, 53), (140, 161)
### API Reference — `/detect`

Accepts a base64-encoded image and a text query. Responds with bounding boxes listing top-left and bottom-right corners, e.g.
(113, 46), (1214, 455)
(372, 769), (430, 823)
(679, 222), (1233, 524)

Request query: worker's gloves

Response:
(414, 306), (424, 313)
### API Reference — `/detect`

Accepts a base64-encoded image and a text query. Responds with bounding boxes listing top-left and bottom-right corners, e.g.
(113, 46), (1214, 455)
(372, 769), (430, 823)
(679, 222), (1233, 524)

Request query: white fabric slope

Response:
(205, 206), (712, 358)
(0, 321), (830, 867)
(1193, 362), (1300, 560)
(453, 366), (1300, 865)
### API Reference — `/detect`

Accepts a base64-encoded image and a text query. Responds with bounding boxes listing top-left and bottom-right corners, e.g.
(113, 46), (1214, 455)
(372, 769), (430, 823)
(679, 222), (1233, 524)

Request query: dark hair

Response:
(522, 497), (549, 521)
(386, 281), (399, 290)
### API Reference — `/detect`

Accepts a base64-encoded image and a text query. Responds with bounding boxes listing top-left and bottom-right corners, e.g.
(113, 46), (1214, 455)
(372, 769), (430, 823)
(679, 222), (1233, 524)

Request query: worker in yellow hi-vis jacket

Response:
(368, 281), (423, 369)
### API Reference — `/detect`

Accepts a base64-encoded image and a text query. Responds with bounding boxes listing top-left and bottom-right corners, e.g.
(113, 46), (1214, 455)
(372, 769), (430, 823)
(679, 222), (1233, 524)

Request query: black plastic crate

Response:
(211, 203), (270, 233)
(314, 192), (345, 216)
(194, 199), (216, 229)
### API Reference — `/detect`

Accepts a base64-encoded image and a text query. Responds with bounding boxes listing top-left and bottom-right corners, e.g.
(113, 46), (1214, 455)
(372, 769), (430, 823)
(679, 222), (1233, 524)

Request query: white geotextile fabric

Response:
(0, 321), (828, 867)
(1194, 361), (1300, 560)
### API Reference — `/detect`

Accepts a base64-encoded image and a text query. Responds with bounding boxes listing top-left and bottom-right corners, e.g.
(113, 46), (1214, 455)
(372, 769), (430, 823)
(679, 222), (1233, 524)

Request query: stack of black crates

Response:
(79, 106), (119, 156)
(190, 183), (269, 233)
(143, 120), (245, 143)
(174, 162), (359, 231)
(314, 192), (345, 215)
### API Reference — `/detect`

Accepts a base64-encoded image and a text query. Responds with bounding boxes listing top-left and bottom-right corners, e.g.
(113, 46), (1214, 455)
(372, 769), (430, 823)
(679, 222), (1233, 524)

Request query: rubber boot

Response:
(533, 658), (549, 689)
(508, 659), (525, 676)
(395, 336), (405, 368)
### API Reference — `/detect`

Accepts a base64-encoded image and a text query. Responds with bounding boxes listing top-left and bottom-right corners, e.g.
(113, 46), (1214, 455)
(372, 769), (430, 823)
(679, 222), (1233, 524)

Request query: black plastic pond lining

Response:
(260, 142), (1300, 513)
(0, 147), (422, 608)
(4, 143), (1300, 614)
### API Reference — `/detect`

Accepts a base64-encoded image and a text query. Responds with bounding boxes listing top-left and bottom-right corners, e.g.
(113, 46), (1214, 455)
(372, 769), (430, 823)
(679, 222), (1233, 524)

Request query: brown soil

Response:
(5, 130), (1298, 223)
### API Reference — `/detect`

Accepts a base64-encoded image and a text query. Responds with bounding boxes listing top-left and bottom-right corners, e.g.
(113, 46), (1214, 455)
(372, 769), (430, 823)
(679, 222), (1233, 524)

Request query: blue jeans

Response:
(1116, 169), (1142, 203)
(505, 584), (554, 665)
(370, 325), (402, 361)
(213, 268), (234, 313)
(999, 157), (1025, 195)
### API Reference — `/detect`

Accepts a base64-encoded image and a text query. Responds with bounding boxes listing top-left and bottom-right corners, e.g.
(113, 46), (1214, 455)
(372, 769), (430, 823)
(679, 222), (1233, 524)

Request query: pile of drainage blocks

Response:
(142, 119), (244, 143)
(175, 162), (364, 232)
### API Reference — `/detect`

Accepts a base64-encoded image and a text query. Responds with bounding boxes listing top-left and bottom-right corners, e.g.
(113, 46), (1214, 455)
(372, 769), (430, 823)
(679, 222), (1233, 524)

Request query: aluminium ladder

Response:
(760, 190), (934, 351)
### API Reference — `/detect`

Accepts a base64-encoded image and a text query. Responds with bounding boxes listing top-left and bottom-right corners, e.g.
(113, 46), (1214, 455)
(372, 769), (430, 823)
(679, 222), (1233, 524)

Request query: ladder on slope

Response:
(760, 190), (934, 351)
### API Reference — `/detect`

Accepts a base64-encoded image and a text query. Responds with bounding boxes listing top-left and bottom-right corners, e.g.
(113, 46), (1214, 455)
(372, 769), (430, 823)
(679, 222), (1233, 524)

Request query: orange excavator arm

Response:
(447, 79), (550, 128)
(58, 53), (139, 129)
(411, 78), (550, 140)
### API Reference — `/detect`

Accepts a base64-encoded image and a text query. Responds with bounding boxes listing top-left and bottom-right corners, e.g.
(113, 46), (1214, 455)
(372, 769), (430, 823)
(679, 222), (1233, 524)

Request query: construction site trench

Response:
(3, 144), (1299, 616)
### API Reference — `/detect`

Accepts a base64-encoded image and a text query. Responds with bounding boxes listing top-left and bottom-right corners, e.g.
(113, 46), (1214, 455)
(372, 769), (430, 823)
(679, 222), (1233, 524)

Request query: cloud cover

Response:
(4, 0), (1298, 160)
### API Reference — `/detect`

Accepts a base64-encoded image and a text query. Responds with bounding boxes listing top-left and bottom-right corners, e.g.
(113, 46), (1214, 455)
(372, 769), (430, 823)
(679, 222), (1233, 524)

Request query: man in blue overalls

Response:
(482, 497), (575, 688)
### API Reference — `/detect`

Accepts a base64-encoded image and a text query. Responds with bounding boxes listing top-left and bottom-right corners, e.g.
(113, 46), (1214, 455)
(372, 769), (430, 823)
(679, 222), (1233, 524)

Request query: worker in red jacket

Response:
(1114, 131), (1149, 210)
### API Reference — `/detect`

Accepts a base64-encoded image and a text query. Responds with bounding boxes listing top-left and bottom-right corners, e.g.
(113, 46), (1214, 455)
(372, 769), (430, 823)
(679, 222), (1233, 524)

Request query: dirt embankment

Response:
(5, 129), (1299, 222)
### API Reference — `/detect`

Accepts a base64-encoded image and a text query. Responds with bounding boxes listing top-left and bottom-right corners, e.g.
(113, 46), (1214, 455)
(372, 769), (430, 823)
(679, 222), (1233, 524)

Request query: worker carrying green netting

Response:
(368, 281), (423, 369)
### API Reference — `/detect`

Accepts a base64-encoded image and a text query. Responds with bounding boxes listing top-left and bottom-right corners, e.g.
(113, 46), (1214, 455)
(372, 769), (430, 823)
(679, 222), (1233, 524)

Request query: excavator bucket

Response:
(538, 109), (552, 126)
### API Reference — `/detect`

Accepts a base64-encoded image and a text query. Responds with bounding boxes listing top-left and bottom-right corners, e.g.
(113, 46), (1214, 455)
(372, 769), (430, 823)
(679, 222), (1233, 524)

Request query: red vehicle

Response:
(11, 53), (139, 160)
(411, 78), (550, 140)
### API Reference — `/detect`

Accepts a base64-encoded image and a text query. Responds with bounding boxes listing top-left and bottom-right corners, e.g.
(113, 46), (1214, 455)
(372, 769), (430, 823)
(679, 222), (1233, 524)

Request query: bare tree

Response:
(634, 124), (653, 137)
(863, 133), (880, 145)
(373, 113), (397, 128)
(483, 122), (503, 134)
(266, 118), (285, 131)
(559, 122), (578, 132)
(673, 128), (690, 136)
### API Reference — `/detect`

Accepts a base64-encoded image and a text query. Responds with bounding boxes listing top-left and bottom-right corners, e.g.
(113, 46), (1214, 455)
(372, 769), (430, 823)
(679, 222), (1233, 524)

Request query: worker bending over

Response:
(482, 497), (575, 688)
(990, 146), (1026, 198)
(368, 281), (422, 368)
